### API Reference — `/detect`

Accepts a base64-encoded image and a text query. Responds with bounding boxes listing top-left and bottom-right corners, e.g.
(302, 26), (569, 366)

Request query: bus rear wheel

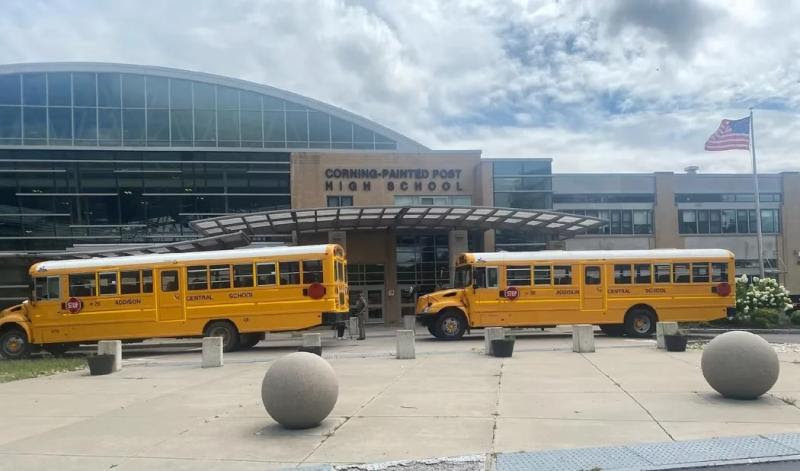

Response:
(204, 321), (240, 352)
(624, 309), (656, 338)
(433, 311), (466, 340)
(599, 324), (625, 337)
(0, 328), (30, 360)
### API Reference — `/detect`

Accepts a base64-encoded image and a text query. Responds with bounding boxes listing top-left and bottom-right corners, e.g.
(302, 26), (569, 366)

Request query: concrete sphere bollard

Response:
(701, 331), (779, 400)
(261, 352), (338, 429)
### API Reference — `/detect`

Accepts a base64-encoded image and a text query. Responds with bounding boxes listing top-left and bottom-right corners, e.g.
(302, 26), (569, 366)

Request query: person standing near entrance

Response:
(354, 293), (368, 340)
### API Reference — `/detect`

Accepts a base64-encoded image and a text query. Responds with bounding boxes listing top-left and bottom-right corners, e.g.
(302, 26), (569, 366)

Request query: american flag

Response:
(704, 117), (750, 151)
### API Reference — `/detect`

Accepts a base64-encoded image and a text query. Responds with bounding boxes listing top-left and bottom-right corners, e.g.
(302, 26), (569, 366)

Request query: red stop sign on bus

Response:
(505, 286), (520, 301)
(65, 297), (83, 314)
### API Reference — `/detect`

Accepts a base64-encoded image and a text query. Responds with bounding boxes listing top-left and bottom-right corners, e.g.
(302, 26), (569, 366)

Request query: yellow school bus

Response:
(416, 249), (735, 339)
(0, 244), (348, 358)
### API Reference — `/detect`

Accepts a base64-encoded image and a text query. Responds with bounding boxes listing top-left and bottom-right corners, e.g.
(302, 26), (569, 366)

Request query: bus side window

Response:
(584, 266), (601, 285)
(487, 267), (498, 288)
(692, 262), (710, 283)
(673, 263), (690, 283)
(634, 264), (652, 284)
(187, 266), (208, 291)
(209, 265), (231, 289)
(256, 263), (276, 286)
(69, 273), (96, 297)
(142, 270), (153, 293)
(508, 265), (532, 286)
(302, 260), (323, 284)
(233, 264), (254, 288)
(711, 262), (728, 282)
(614, 264), (632, 284)
(121, 271), (141, 294)
(474, 267), (486, 288)
(280, 261), (301, 285)
(533, 265), (550, 285)
(161, 270), (179, 292)
(655, 264), (671, 283)
(99, 272), (118, 295)
(553, 265), (572, 285)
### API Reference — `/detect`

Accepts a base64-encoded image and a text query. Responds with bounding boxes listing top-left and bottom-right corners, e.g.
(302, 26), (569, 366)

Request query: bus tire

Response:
(239, 333), (261, 349)
(433, 310), (467, 340)
(599, 324), (625, 337)
(0, 327), (31, 360)
(624, 308), (656, 338)
(204, 321), (240, 352)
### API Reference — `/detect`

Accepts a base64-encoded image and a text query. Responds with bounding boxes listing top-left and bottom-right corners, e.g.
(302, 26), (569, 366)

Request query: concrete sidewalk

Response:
(0, 328), (799, 470)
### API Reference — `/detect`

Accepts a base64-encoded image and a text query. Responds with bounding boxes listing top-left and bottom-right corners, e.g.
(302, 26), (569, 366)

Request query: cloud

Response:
(605, 0), (719, 57)
(0, 0), (798, 173)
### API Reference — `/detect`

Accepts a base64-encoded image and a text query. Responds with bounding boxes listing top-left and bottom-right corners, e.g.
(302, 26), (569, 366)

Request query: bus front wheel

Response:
(204, 321), (240, 352)
(0, 327), (30, 360)
(433, 311), (467, 340)
(624, 309), (656, 338)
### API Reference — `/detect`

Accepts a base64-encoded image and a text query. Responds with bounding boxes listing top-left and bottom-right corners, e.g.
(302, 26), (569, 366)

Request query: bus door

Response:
(581, 265), (605, 311)
(156, 269), (185, 322)
(469, 266), (499, 325)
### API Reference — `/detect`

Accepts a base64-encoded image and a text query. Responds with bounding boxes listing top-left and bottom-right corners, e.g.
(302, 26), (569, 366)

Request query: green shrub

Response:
(791, 311), (800, 326)
(749, 308), (781, 329)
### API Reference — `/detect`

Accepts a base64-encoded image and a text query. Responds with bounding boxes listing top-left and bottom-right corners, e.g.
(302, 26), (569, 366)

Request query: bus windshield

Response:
(454, 265), (472, 289)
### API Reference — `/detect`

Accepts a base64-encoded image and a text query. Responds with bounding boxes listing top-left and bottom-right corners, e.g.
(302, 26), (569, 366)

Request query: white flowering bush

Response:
(734, 274), (793, 327)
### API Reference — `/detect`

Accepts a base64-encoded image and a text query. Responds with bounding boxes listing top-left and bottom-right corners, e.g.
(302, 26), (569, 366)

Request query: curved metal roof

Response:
(0, 62), (427, 151)
(190, 206), (606, 239)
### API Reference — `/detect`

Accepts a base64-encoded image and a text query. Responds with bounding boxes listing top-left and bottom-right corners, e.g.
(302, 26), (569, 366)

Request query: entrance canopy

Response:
(43, 232), (251, 259)
(190, 206), (605, 239)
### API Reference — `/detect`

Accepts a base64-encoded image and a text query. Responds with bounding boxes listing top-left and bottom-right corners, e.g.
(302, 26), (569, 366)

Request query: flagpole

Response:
(749, 108), (766, 278)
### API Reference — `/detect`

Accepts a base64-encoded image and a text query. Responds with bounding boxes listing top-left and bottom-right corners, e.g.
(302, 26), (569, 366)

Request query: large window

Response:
(34, 276), (60, 300)
(0, 71), (398, 150)
(565, 209), (652, 235)
(69, 273), (96, 297)
(679, 209), (781, 234)
(507, 266), (532, 286)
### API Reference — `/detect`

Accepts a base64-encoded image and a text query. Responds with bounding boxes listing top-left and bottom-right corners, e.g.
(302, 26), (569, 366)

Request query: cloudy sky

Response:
(2, 0), (798, 173)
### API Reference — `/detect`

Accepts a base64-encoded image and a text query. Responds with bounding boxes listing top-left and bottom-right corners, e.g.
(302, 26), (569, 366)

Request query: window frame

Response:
(673, 263), (690, 283)
(532, 265), (551, 285)
(507, 265), (532, 286)
(187, 265), (209, 291)
(691, 262), (710, 283)
(233, 263), (254, 288)
(302, 260), (323, 284)
(553, 265), (572, 285)
(654, 264), (671, 283)
(209, 264), (232, 290)
(613, 264), (632, 284)
(68, 273), (97, 297)
(160, 270), (179, 292)
(279, 261), (301, 285)
(584, 266), (601, 285)
(120, 270), (141, 295)
(634, 264), (652, 284)
(34, 276), (61, 301)
(256, 262), (277, 286)
(711, 262), (729, 283)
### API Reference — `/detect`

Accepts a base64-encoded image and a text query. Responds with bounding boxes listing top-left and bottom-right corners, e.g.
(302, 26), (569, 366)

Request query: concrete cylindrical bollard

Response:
(302, 332), (322, 347)
(656, 322), (679, 349)
(97, 340), (122, 371)
(572, 324), (595, 353)
(202, 336), (224, 368)
(396, 330), (415, 359)
(484, 327), (505, 356)
(402, 315), (416, 331)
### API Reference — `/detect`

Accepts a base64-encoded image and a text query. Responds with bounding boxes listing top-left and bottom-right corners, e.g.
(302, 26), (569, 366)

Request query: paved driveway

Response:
(0, 328), (798, 470)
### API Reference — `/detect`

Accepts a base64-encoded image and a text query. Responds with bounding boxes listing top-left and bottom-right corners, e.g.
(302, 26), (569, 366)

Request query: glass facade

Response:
(0, 71), (397, 150)
(492, 159), (553, 251)
(0, 149), (290, 250)
(679, 209), (781, 234)
(564, 209), (653, 235)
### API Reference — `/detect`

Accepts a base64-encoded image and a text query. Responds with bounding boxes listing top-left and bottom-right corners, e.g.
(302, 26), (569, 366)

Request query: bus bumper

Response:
(726, 307), (737, 320)
(322, 312), (348, 326)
